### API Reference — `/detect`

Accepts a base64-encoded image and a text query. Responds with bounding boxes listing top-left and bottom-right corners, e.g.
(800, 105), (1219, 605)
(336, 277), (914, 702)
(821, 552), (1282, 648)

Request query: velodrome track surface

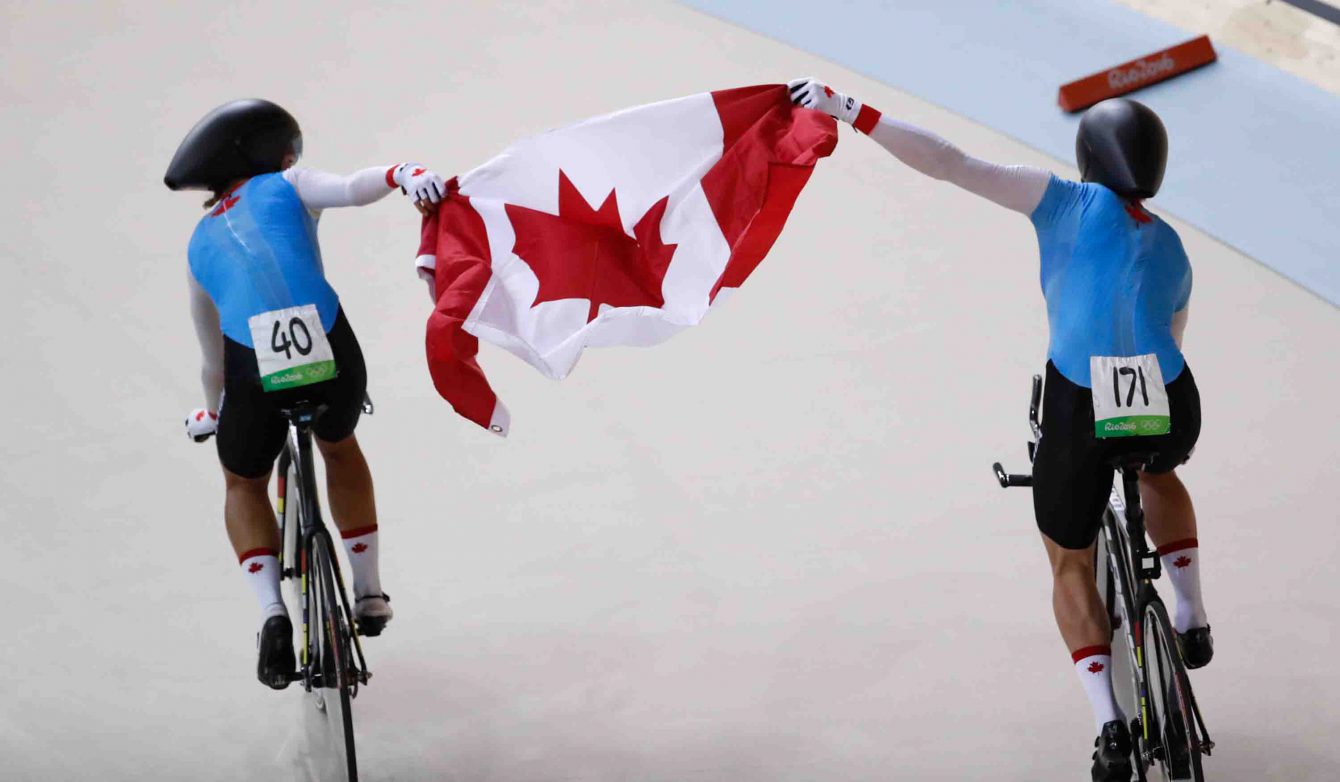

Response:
(3, 2), (1337, 779)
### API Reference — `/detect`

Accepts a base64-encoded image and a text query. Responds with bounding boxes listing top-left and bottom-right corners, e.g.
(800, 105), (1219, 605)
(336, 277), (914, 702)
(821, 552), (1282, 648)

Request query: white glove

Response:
(787, 77), (863, 125)
(393, 163), (446, 204)
(185, 408), (218, 442)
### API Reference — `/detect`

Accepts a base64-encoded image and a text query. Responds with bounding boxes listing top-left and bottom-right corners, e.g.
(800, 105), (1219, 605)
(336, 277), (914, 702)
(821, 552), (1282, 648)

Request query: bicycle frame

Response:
(275, 404), (371, 691)
(1100, 467), (1162, 761)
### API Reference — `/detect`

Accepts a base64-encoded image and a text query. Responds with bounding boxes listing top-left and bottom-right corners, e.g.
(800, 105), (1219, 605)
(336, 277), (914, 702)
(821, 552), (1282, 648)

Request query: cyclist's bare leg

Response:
(1138, 469), (1196, 548)
(1044, 535), (1122, 731)
(223, 465), (288, 652)
(315, 433), (377, 533)
(1043, 536), (1110, 651)
(1139, 469), (1209, 636)
(223, 467), (279, 556)
(315, 433), (388, 623)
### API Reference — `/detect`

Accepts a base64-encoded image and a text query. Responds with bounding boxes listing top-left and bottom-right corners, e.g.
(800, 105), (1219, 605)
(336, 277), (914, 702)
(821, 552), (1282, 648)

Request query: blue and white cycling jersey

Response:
(1031, 176), (1191, 388)
(188, 172), (339, 348)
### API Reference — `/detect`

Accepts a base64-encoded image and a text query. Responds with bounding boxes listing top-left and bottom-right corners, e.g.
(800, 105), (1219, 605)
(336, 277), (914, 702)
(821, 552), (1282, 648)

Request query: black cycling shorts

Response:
(216, 308), (367, 478)
(1032, 360), (1200, 550)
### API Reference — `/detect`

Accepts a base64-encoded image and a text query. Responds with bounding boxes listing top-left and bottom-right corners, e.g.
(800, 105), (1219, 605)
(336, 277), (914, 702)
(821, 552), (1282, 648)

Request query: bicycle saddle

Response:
(277, 400), (329, 425)
(1105, 450), (1160, 472)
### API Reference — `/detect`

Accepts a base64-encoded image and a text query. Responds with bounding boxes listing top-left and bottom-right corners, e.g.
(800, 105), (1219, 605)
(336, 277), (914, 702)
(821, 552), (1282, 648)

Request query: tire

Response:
(314, 535), (359, 781)
(1141, 600), (1204, 782)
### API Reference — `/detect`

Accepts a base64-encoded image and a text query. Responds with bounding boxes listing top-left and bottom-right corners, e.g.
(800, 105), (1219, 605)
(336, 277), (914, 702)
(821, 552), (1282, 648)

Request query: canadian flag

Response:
(416, 85), (838, 435)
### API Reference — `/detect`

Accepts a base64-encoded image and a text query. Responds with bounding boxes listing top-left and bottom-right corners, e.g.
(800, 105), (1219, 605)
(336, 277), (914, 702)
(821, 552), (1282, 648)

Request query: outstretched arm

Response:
(788, 78), (1051, 215)
(283, 164), (447, 213)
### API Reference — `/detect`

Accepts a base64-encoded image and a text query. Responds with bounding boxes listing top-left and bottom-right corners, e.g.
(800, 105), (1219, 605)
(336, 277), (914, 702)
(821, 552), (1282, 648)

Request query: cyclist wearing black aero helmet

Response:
(166, 99), (447, 689)
(788, 79), (1212, 781)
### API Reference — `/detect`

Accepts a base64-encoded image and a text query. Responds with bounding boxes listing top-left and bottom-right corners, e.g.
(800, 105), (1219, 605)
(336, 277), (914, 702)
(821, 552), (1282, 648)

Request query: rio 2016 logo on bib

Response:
(1090, 354), (1171, 439)
(248, 304), (337, 392)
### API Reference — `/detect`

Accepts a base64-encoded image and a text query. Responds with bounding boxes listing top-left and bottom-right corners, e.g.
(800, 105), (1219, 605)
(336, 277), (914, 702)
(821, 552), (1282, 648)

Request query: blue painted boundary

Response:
(681, 0), (1340, 307)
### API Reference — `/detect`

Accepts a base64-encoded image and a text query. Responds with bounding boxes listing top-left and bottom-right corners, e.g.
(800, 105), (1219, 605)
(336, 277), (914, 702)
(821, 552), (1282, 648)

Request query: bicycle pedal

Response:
(356, 617), (388, 637)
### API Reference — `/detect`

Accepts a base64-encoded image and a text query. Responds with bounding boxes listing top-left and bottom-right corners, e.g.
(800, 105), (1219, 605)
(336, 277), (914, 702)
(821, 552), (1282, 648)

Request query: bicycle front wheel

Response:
(1141, 600), (1204, 781)
(313, 534), (359, 781)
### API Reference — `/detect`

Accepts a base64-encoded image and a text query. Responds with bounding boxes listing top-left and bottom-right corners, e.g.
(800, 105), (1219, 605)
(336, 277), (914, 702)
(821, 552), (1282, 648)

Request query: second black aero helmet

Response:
(164, 99), (302, 192)
(1075, 98), (1167, 200)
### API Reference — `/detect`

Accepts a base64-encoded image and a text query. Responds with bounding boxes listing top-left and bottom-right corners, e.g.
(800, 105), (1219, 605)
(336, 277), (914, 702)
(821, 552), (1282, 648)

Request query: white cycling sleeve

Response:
(189, 271), (224, 410)
(1171, 305), (1189, 349)
(866, 116), (1052, 215)
(283, 166), (396, 212)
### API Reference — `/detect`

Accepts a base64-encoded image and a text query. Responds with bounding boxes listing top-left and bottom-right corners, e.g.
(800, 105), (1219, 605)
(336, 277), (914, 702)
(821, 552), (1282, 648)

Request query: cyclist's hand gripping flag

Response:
(416, 85), (838, 435)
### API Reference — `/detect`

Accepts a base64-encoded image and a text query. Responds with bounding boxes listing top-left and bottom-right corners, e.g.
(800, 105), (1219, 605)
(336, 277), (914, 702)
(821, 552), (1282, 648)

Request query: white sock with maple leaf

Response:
(340, 525), (382, 599)
(1072, 645), (1120, 733)
(1158, 538), (1208, 633)
(239, 548), (286, 621)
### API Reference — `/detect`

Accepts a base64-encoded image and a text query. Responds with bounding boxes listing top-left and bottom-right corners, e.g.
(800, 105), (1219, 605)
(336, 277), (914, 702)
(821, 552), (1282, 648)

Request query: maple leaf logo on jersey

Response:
(210, 195), (240, 218)
(506, 170), (677, 323)
(1087, 661), (1105, 674)
(351, 543), (368, 554)
(247, 561), (264, 574)
(1124, 201), (1152, 225)
(1173, 555), (1192, 569)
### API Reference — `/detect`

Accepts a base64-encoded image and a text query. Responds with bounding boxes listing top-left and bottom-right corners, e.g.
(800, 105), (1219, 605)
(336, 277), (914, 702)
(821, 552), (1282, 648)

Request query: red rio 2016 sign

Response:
(1058, 35), (1218, 113)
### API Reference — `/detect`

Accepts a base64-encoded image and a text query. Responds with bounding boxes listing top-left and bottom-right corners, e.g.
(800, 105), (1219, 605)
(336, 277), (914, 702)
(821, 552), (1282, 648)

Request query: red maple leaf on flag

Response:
(1173, 555), (1192, 569)
(351, 543), (368, 554)
(1087, 661), (1105, 674)
(506, 170), (678, 323)
(248, 561), (264, 574)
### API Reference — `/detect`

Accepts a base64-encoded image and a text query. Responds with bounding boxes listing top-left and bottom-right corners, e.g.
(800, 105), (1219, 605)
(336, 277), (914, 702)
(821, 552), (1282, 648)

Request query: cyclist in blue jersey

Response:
(790, 79), (1212, 781)
(166, 99), (446, 689)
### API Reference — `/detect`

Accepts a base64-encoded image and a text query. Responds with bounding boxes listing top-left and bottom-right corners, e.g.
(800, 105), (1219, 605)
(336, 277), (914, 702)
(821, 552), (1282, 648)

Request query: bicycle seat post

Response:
(1114, 456), (1161, 582)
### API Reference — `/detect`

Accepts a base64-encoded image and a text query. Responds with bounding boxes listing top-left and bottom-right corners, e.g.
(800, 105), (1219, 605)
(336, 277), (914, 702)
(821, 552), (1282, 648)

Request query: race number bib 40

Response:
(248, 304), (337, 392)
(1090, 354), (1171, 438)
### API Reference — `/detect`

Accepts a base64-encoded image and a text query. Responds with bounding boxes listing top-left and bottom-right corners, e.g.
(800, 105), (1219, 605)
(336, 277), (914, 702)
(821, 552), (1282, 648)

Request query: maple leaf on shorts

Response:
(506, 170), (677, 323)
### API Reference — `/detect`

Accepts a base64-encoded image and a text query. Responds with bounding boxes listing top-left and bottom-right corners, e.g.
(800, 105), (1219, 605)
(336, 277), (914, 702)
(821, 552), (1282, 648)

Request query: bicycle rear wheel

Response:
(313, 534), (359, 781)
(1141, 600), (1204, 781)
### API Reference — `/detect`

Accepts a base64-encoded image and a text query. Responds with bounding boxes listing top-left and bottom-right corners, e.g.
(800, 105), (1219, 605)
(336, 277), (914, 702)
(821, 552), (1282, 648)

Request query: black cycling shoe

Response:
(257, 614), (296, 690)
(1091, 719), (1133, 782)
(354, 593), (393, 637)
(1177, 625), (1213, 669)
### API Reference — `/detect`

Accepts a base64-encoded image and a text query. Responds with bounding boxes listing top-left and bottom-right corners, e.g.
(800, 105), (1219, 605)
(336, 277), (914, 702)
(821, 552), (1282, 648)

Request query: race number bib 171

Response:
(247, 304), (337, 392)
(1090, 354), (1171, 439)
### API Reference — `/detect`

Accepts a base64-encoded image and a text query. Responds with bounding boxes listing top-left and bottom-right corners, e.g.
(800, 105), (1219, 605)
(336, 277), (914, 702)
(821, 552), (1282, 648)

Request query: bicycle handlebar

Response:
(993, 462), (1032, 488)
(1029, 374), (1042, 430)
(992, 374), (1043, 490)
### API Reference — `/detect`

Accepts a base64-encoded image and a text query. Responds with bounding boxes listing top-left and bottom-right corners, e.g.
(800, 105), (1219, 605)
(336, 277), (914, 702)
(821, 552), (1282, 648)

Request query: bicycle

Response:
(993, 375), (1214, 781)
(275, 396), (375, 782)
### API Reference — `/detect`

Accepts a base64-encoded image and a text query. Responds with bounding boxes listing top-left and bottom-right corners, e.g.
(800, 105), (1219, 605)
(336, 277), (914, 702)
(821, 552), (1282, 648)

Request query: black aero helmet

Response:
(164, 99), (302, 192)
(1075, 98), (1167, 200)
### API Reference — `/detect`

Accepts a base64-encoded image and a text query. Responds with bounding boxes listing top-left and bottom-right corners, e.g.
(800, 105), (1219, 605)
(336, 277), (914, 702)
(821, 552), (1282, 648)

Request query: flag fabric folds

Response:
(416, 84), (838, 435)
